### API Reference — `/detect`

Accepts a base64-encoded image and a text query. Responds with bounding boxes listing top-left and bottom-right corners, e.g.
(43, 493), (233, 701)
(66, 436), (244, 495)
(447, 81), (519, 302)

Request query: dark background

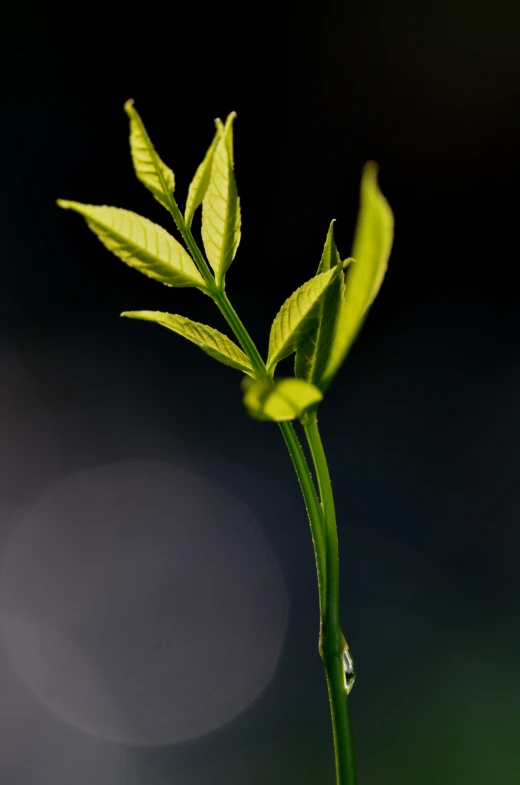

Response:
(1, 1), (520, 783)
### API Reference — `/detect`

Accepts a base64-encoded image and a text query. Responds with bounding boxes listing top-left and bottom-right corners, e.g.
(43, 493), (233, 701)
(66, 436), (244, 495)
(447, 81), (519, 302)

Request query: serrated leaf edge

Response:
(121, 310), (255, 375)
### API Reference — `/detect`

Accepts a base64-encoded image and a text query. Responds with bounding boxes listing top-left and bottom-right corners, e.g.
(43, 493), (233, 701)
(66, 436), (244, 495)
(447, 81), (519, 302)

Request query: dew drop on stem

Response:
(343, 644), (356, 694)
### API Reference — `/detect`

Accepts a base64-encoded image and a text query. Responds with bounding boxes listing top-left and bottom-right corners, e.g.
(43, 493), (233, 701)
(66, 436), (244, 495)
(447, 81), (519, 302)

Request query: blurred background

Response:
(1, 1), (520, 783)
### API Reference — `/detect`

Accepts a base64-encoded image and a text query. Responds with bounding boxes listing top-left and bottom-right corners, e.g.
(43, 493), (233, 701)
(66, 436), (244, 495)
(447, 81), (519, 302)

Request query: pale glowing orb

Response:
(0, 637), (140, 785)
(0, 460), (288, 745)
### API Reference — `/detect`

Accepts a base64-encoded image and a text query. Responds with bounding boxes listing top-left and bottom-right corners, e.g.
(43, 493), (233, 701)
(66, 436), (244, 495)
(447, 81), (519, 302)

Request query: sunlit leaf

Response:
(322, 163), (394, 387)
(56, 201), (204, 288)
(201, 113), (241, 284)
(122, 311), (254, 374)
(185, 122), (222, 228)
(124, 100), (175, 212)
(267, 265), (344, 375)
(317, 219), (341, 274)
(294, 221), (347, 388)
(243, 377), (323, 422)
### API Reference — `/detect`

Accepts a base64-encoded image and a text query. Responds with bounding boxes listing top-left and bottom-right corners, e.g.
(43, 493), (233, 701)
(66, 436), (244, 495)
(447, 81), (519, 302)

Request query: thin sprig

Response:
(57, 102), (394, 785)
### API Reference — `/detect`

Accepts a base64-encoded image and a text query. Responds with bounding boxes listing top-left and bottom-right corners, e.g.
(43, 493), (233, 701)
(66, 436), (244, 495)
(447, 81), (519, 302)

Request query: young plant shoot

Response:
(58, 101), (394, 785)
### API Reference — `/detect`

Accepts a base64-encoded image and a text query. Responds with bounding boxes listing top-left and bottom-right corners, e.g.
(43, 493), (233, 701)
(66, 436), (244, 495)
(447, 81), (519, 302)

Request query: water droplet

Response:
(343, 644), (356, 694)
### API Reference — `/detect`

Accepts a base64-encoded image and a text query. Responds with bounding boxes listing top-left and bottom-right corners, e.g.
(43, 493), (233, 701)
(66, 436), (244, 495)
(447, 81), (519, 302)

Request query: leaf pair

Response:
(128, 98), (240, 285)
(127, 100), (240, 285)
(59, 102), (241, 291)
(58, 101), (250, 380)
(266, 163), (394, 394)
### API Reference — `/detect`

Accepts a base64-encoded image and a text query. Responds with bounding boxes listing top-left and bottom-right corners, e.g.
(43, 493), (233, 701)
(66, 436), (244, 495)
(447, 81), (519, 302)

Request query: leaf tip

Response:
(124, 98), (135, 116)
(363, 160), (379, 176)
(121, 311), (148, 321)
(56, 199), (72, 210)
(223, 112), (237, 134)
(361, 161), (382, 192)
(326, 218), (337, 241)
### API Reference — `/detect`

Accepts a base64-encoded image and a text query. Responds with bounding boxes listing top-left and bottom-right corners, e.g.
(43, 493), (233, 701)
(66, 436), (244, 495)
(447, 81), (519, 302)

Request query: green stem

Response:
(164, 204), (350, 782)
(303, 412), (356, 785)
(164, 196), (269, 381)
(208, 284), (326, 612)
(165, 196), (216, 288)
(213, 291), (267, 379)
(278, 421), (326, 613)
(212, 296), (326, 609)
(304, 413), (340, 629)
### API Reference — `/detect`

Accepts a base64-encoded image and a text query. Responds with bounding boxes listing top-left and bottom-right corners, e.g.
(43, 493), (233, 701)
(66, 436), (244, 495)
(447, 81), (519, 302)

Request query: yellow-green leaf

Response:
(121, 311), (254, 374)
(57, 201), (204, 288)
(317, 219), (342, 274)
(201, 113), (241, 284)
(185, 122), (222, 228)
(295, 221), (347, 387)
(243, 378), (323, 422)
(322, 163), (394, 387)
(267, 265), (343, 375)
(124, 100), (175, 212)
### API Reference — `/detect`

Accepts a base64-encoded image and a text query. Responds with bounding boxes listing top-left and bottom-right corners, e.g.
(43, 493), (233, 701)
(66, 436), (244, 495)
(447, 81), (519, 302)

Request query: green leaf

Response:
(294, 221), (346, 388)
(243, 378), (323, 422)
(121, 311), (254, 374)
(124, 100), (175, 212)
(57, 201), (204, 288)
(317, 219), (341, 274)
(322, 163), (394, 387)
(185, 122), (222, 228)
(267, 265), (344, 375)
(201, 113), (241, 284)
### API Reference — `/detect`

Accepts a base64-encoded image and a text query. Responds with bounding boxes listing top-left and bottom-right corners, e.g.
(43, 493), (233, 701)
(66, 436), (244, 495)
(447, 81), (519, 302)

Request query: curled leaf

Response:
(267, 264), (345, 375)
(295, 221), (346, 388)
(201, 113), (241, 284)
(322, 163), (394, 387)
(185, 122), (222, 228)
(243, 377), (323, 422)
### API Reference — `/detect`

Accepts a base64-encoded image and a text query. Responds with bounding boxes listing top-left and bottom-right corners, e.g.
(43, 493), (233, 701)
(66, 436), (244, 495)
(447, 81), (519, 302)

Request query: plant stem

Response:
(278, 420), (326, 612)
(166, 196), (216, 288)
(212, 296), (326, 610)
(166, 205), (352, 782)
(213, 291), (267, 379)
(209, 292), (327, 611)
(304, 413), (340, 629)
(208, 279), (355, 785)
(303, 411), (356, 785)
(163, 195), (269, 380)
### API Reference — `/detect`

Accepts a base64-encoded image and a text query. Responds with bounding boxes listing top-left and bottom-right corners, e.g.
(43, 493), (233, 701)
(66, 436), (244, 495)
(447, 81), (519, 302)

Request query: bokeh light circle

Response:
(0, 460), (288, 744)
